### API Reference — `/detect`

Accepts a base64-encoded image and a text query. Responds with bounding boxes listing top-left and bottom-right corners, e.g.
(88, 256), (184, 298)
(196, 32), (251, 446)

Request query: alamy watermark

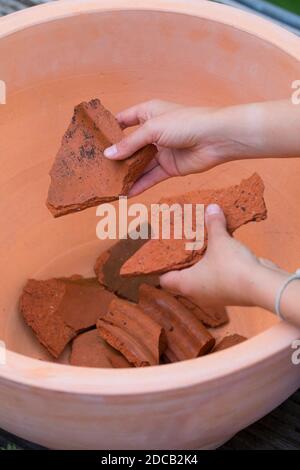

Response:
(96, 197), (205, 251)
(291, 80), (300, 105)
(291, 339), (300, 365)
(0, 340), (6, 365)
(0, 80), (6, 104)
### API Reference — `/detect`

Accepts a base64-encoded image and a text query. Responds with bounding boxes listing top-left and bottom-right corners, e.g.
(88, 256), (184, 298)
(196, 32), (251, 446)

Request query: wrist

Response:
(247, 264), (290, 313)
(212, 103), (266, 161)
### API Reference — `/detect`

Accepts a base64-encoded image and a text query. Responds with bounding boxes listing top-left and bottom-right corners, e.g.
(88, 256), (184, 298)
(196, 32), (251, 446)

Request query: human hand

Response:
(103, 100), (232, 195)
(104, 99), (300, 196)
(160, 204), (287, 309)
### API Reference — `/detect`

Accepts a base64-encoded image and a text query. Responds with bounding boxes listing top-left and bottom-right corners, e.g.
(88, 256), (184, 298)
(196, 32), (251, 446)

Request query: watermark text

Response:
(291, 339), (300, 365)
(96, 197), (205, 251)
(291, 80), (300, 105)
(0, 340), (6, 365)
(0, 80), (6, 104)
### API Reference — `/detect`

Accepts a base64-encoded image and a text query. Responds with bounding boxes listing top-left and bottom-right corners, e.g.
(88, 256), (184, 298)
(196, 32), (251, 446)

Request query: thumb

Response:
(205, 204), (228, 241)
(160, 270), (183, 295)
(104, 123), (154, 160)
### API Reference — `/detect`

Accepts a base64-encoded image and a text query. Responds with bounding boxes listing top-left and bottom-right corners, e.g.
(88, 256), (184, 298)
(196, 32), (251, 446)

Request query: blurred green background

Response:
(268, 0), (300, 14)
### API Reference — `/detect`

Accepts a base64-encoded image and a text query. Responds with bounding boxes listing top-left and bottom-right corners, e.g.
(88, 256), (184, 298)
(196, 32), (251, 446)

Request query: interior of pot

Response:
(0, 8), (299, 363)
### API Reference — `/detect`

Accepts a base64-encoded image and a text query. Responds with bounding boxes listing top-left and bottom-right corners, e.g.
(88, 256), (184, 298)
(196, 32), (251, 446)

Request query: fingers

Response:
(160, 270), (183, 295)
(116, 100), (182, 129)
(205, 204), (228, 242)
(160, 205), (229, 301)
(160, 262), (206, 299)
(104, 122), (154, 160)
(128, 165), (169, 196)
(116, 104), (149, 129)
(138, 158), (158, 176)
(104, 100), (183, 160)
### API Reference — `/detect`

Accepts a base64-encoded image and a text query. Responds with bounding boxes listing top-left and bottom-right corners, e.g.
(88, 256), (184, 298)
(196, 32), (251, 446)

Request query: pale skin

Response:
(104, 99), (300, 327)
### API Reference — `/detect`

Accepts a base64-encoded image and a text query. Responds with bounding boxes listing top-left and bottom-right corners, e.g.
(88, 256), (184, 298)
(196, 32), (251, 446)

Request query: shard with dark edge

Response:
(19, 277), (115, 358)
(120, 173), (267, 276)
(94, 226), (159, 302)
(47, 99), (156, 217)
(213, 334), (247, 352)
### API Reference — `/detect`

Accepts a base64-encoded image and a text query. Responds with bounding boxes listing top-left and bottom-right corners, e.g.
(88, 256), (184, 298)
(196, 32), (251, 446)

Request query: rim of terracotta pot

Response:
(1, 0), (300, 396)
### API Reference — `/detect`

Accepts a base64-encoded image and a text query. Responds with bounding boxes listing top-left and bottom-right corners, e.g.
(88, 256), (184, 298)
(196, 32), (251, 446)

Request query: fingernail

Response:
(104, 144), (118, 158)
(206, 203), (221, 215)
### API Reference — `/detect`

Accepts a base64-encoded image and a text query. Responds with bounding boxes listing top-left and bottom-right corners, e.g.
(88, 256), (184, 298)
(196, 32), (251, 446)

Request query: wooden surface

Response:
(0, 0), (299, 451)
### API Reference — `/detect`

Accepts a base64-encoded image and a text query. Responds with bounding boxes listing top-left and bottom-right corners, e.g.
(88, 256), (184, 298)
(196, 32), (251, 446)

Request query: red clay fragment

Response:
(47, 99), (156, 217)
(138, 284), (215, 362)
(120, 173), (267, 276)
(97, 298), (167, 367)
(213, 334), (247, 352)
(176, 296), (229, 328)
(94, 230), (159, 302)
(70, 329), (130, 368)
(19, 277), (115, 358)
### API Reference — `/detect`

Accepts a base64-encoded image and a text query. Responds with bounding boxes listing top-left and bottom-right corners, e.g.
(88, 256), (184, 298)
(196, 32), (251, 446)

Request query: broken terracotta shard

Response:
(70, 329), (130, 368)
(97, 297), (167, 367)
(94, 228), (159, 302)
(139, 284), (215, 362)
(120, 173), (267, 276)
(47, 99), (156, 217)
(19, 277), (115, 358)
(213, 334), (247, 352)
(58, 277), (116, 331)
(176, 296), (229, 328)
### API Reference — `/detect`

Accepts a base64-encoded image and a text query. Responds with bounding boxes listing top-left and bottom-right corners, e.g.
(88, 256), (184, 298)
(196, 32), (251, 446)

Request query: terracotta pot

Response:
(0, 0), (300, 450)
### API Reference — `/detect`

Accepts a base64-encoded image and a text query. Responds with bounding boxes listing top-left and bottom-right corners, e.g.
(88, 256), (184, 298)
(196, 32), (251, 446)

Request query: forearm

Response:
(248, 265), (300, 327)
(214, 100), (300, 161)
